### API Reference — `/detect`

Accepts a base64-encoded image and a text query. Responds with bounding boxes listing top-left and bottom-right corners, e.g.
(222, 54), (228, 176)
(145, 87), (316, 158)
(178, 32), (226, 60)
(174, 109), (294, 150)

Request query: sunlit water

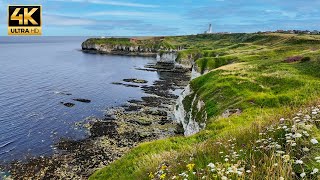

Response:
(0, 37), (159, 163)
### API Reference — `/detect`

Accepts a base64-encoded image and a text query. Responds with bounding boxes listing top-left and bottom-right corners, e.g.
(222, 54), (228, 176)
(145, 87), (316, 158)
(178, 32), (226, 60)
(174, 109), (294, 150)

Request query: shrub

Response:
(301, 57), (311, 62)
(284, 56), (303, 63)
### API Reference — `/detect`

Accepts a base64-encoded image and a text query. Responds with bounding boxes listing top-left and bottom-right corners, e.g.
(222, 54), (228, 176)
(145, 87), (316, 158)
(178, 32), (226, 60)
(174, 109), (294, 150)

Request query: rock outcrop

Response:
(81, 39), (184, 58)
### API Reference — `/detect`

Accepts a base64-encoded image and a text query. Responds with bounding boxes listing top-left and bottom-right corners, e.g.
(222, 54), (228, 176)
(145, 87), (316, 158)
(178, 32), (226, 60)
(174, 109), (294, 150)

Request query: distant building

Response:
(204, 24), (213, 34)
(130, 38), (138, 43)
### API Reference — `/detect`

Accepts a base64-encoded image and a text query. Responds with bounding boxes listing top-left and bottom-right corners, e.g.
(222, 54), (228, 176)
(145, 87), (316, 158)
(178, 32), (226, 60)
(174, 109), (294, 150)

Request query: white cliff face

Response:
(191, 67), (201, 79)
(174, 68), (205, 136)
(157, 53), (177, 63)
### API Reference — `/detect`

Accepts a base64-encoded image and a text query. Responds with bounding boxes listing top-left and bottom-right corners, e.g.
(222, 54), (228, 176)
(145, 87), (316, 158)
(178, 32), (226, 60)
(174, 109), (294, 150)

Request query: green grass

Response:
(89, 33), (320, 180)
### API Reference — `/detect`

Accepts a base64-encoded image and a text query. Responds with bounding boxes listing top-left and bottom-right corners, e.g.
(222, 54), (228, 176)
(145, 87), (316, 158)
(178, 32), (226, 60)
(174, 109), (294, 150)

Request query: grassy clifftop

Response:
(83, 37), (179, 50)
(90, 33), (320, 179)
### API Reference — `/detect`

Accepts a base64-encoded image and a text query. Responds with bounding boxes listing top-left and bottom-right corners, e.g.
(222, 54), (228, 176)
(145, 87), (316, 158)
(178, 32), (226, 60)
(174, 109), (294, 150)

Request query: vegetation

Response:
(84, 37), (179, 49)
(90, 33), (320, 180)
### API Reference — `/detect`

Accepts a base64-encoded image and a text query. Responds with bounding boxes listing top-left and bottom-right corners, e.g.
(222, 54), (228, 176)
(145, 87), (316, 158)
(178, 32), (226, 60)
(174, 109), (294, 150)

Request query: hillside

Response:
(89, 33), (320, 179)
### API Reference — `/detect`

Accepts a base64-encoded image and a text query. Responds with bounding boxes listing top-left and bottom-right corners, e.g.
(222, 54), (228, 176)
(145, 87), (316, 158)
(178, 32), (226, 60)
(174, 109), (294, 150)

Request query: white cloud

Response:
(53, 0), (159, 8)
(265, 9), (297, 18)
(43, 14), (96, 26)
(85, 11), (181, 19)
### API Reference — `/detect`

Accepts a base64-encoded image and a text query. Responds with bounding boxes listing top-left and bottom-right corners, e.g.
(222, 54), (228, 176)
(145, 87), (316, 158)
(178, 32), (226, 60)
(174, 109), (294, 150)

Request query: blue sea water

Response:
(0, 36), (159, 163)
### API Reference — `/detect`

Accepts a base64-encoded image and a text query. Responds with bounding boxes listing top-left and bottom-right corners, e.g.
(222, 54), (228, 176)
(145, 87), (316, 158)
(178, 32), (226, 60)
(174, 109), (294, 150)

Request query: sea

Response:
(0, 36), (160, 163)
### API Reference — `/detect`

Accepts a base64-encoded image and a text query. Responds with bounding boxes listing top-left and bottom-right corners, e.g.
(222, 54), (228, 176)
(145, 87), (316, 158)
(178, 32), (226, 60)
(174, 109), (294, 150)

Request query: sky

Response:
(1, 0), (320, 36)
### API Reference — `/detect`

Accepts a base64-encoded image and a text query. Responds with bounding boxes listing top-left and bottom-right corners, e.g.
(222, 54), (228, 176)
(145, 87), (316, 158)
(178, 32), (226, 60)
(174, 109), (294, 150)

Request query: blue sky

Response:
(1, 0), (320, 36)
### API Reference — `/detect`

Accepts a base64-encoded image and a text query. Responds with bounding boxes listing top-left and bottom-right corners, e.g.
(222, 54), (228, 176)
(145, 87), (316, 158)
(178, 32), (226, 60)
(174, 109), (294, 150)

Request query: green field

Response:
(90, 33), (320, 180)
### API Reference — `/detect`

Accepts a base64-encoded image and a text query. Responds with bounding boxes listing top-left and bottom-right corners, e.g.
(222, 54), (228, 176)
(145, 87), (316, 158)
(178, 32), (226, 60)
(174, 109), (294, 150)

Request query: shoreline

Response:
(2, 51), (192, 179)
(82, 49), (158, 57)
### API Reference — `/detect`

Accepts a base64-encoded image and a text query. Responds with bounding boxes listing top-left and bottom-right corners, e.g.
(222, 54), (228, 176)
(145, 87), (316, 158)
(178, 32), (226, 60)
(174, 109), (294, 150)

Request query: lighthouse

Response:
(204, 24), (213, 34)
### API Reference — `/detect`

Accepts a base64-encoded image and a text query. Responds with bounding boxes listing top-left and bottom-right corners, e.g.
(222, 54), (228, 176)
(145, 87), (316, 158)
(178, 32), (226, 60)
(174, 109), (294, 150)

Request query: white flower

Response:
(282, 155), (290, 162)
(302, 147), (310, 152)
(305, 125), (313, 130)
(276, 151), (285, 154)
(224, 158), (229, 162)
(293, 133), (302, 138)
(237, 171), (243, 176)
(207, 163), (215, 169)
(172, 176), (176, 179)
(311, 168), (319, 175)
(280, 177), (284, 180)
(295, 159), (303, 164)
(303, 131), (310, 136)
(315, 156), (320, 160)
(274, 163), (278, 167)
(312, 111), (317, 115)
(311, 138), (319, 144)
(221, 176), (227, 180)
(291, 143), (297, 147)
(300, 172), (306, 178)
(246, 170), (251, 173)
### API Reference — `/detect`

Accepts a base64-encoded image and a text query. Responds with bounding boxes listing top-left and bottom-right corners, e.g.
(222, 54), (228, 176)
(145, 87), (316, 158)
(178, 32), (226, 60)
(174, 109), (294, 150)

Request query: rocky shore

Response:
(1, 50), (192, 179)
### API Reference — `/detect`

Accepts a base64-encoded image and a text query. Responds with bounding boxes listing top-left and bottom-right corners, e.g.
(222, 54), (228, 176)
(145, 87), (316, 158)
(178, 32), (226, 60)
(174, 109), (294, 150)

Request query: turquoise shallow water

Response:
(0, 36), (159, 163)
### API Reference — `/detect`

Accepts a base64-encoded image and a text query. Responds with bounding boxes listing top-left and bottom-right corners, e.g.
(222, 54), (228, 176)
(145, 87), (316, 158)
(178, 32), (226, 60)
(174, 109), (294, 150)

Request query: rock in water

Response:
(61, 102), (75, 107)
(123, 78), (148, 84)
(72, 98), (91, 103)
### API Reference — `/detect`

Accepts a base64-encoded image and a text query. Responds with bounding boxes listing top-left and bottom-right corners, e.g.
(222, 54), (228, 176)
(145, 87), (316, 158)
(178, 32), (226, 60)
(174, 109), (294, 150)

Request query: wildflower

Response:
(186, 163), (195, 171)
(291, 143), (297, 147)
(221, 176), (228, 180)
(246, 170), (251, 173)
(237, 171), (243, 176)
(224, 158), (229, 162)
(311, 138), (318, 144)
(280, 177), (284, 180)
(172, 176), (176, 179)
(179, 172), (188, 177)
(161, 165), (167, 171)
(295, 160), (303, 164)
(315, 157), (320, 160)
(303, 131), (310, 136)
(305, 125), (313, 130)
(276, 151), (285, 154)
(273, 163), (278, 167)
(302, 147), (310, 152)
(311, 168), (319, 175)
(148, 172), (154, 179)
(207, 163), (215, 169)
(300, 172), (306, 178)
(160, 173), (166, 180)
(282, 155), (290, 162)
(293, 133), (302, 138)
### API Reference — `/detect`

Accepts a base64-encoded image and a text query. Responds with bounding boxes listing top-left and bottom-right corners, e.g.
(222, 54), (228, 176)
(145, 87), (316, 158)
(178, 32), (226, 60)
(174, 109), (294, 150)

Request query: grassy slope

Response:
(90, 33), (320, 179)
